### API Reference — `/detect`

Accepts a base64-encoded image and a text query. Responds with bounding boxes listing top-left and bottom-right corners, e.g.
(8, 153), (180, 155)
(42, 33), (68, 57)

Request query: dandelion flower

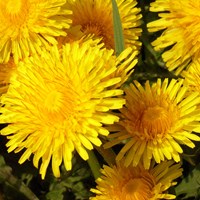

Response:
(90, 160), (182, 200)
(65, 0), (142, 50)
(0, 0), (72, 64)
(0, 58), (16, 95)
(105, 79), (200, 169)
(147, 0), (200, 75)
(0, 41), (127, 179)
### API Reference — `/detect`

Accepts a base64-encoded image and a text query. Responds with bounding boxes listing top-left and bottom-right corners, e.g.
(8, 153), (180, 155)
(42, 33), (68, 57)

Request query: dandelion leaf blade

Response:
(175, 163), (200, 199)
(111, 0), (125, 56)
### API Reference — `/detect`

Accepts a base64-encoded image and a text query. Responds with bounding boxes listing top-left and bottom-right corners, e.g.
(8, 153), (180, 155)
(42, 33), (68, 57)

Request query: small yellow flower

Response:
(65, 0), (142, 51)
(0, 41), (131, 179)
(105, 79), (200, 169)
(90, 160), (182, 200)
(147, 0), (200, 75)
(0, 0), (72, 64)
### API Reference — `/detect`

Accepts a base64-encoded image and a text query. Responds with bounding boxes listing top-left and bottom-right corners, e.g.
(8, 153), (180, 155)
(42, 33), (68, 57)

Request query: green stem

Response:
(139, 0), (165, 68)
(141, 36), (165, 68)
(0, 166), (39, 200)
(87, 150), (101, 180)
(95, 146), (116, 166)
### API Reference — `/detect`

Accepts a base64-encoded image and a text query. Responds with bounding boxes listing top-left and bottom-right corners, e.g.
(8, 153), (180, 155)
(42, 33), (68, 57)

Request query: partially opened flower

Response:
(0, 0), (72, 64)
(148, 0), (200, 75)
(105, 79), (200, 169)
(90, 160), (182, 199)
(65, 0), (142, 51)
(0, 41), (127, 179)
(0, 58), (16, 95)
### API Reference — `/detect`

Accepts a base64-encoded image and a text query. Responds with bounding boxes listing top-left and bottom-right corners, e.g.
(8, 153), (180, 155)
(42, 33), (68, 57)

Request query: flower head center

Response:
(71, 1), (114, 49)
(140, 105), (171, 137)
(83, 24), (102, 37)
(122, 178), (153, 199)
(82, 21), (114, 49)
(6, 0), (22, 14)
(44, 90), (63, 113)
(124, 179), (142, 194)
(1, 0), (28, 25)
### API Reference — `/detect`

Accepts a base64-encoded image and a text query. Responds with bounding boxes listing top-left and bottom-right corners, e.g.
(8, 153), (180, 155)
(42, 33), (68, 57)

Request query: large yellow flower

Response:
(65, 0), (142, 51)
(105, 79), (200, 169)
(0, 0), (72, 64)
(90, 161), (182, 199)
(147, 0), (200, 75)
(0, 41), (128, 179)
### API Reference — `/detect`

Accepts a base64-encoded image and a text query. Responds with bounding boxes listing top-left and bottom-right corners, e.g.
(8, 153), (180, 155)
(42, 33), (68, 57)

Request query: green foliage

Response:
(46, 183), (66, 200)
(175, 164), (200, 199)
(111, 0), (125, 56)
(46, 160), (93, 200)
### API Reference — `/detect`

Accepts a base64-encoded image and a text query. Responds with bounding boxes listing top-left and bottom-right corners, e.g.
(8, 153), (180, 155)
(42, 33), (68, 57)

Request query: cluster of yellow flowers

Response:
(0, 0), (200, 199)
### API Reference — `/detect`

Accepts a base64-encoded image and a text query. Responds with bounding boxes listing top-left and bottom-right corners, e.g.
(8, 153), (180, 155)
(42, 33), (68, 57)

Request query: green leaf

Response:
(0, 155), (6, 167)
(46, 183), (66, 200)
(45, 157), (93, 200)
(175, 163), (200, 199)
(111, 0), (125, 56)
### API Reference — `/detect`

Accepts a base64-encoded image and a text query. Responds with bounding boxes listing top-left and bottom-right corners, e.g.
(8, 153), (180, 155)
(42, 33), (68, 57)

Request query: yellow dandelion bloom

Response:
(65, 0), (142, 50)
(0, 41), (126, 179)
(90, 160), (182, 200)
(147, 0), (200, 75)
(0, 0), (72, 64)
(0, 58), (16, 95)
(105, 79), (200, 169)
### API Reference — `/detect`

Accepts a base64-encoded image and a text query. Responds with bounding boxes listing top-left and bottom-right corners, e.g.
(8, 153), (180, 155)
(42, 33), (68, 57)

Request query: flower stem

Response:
(0, 166), (39, 200)
(95, 146), (116, 166)
(87, 150), (101, 180)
